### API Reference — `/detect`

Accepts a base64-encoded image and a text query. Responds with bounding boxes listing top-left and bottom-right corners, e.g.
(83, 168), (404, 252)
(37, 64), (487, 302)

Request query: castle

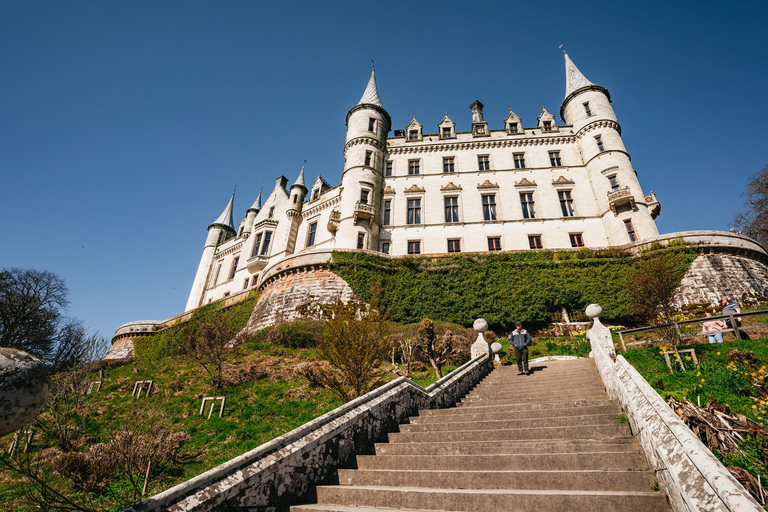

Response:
(185, 52), (664, 312)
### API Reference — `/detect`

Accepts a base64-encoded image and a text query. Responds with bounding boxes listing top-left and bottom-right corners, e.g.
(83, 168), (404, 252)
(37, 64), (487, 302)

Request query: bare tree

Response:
(735, 164), (768, 247)
(182, 310), (237, 390)
(414, 319), (467, 380)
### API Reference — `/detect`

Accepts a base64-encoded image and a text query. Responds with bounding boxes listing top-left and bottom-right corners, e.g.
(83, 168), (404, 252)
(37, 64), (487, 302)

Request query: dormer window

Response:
(312, 188), (319, 201)
(508, 123), (518, 134)
(368, 118), (376, 132)
(543, 121), (552, 132)
(408, 130), (418, 141)
(442, 127), (451, 137)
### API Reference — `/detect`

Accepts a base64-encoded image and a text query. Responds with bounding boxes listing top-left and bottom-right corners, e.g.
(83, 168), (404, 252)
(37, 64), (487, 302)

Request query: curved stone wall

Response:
(675, 251), (768, 308)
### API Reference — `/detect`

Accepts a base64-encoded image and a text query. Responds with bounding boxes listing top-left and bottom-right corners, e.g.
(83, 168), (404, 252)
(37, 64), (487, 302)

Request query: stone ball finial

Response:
(0, 348), (50, 437)
(490, 342), (502, 355)
(473, 318), (488, 332)
(586, 304), (603, 319)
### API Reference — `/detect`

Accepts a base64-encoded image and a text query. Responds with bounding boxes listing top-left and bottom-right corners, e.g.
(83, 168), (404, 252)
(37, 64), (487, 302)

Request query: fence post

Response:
(619, 331), (627, 352)
(730, 315), (742, 340)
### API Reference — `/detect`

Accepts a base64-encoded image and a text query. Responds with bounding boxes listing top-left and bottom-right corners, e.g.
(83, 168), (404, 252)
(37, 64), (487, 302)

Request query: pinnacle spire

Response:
(211, 188), (235, 230)
(563, 50), (594, 99)
(249, 184), (263, 211)
(357, 63), (382, 107)
(291, 160), (307, 189)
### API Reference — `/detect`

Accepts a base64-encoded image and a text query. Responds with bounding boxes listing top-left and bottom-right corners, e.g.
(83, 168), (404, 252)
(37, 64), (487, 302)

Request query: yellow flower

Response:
(753, 405), (758, 409)
(717, 352), (721, 355)
(701, 379), (706, 383)
(697, 372), (701, 376)
(685, 356), (691, 361)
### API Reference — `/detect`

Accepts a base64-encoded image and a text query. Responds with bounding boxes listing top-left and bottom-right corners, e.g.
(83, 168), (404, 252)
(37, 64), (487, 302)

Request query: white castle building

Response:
(185, 52), (662, 311)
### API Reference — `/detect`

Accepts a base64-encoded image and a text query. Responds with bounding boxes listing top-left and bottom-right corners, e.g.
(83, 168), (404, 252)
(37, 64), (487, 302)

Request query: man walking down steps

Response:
(509, 320), (533, 375)
(292, 358), (670, 512)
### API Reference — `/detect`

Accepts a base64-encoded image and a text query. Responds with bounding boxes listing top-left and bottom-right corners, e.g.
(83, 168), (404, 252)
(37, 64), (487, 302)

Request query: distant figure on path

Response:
(509, 321), (532, 376)
(702, 312), (727, 343)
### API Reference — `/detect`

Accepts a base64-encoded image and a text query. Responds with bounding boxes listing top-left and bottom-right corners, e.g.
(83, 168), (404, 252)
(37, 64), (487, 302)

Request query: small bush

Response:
(265, 320), (325, 349)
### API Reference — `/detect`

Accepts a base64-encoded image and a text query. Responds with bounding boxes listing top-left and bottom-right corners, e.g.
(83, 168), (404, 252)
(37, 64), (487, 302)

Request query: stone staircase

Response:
(292, 358), (669, 512)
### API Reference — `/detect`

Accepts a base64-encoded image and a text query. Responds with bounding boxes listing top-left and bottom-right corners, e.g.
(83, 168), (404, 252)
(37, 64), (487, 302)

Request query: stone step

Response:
(408, 404), (621, 424)
(355, 452), (648, 471)
(472, 377), (604, 391)
(460, 392), (608, 406)
(464, 385), (607, 400)
(310, 486), (669, 512)
(293, 506), (445, 512)
(400, 413), (620, 432)
(388, 423), (630, 443)
(374, 438), (640, 456)
(338, 469), (656, 492)
(418, 398), (615, 415)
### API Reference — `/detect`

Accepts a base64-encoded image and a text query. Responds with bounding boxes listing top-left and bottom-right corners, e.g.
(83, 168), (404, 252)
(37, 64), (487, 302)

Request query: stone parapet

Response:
(123, 353), (493, 512)
(586, 305), (761, 512)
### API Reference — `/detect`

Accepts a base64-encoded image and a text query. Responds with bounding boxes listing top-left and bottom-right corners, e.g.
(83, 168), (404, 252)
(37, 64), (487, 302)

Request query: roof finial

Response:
(559, 44), (566, 55)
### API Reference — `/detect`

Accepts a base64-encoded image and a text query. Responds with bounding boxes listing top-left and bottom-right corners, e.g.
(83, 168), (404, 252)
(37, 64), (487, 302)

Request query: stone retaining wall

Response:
(675, 252), (768, 308)
(124, 353), (493, 512)
(587, 306), (761, 512)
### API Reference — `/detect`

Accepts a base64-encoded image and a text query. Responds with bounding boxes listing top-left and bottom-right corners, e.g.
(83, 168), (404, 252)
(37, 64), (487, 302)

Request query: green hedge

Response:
(133, 291), (259, 362)
(330, 246), (698, 329)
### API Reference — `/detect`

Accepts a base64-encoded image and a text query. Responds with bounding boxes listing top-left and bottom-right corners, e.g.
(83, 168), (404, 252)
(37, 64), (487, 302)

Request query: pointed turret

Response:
(248, 185), (263, 213)
(291, 161), (307, 191)
(563, 51), (595, 99)
(357, 64), (382, 107)
(209, 189), (236, 232)
(242, 185), (263, 238)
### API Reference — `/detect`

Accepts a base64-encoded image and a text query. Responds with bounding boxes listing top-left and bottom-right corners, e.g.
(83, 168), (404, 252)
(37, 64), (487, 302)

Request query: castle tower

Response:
(242, 186), (263, 238)
(285, 162), (308, 254)
(560, 51), (660, 244)
(337, 65), (391, 250)
(185, 190), (237, 311)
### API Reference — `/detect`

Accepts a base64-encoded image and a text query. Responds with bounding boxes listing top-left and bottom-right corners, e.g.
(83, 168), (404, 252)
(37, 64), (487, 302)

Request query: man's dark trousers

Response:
(514, 346), (529, 373)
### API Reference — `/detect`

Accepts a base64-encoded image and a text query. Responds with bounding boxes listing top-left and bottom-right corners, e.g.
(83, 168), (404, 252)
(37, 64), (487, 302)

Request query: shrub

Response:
(265, 319), (325, 349)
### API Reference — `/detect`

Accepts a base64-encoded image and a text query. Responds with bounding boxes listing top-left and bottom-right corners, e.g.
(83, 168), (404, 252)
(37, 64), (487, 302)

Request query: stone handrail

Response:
(124, 353), (493, 512)
(586, 304), (761, 512)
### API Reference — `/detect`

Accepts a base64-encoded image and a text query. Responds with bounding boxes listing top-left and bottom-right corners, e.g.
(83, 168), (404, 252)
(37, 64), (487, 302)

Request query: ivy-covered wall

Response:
(330, 246), (698, 329)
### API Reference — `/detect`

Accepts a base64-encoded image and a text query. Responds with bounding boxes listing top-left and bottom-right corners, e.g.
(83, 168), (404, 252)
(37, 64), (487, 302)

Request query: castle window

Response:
(385, 161), (393, 176)
(520, 193), (536, 219)
(508, 122), (518, 134)
(584, 102), (592, 116)
(307, 223), (317, 247)
(368, 118), (376, 132)
(549, 151), (562, 167)
(570, 233), (585, 248)
(408, 160), (420, 175)
(513, 153), (526, 169)
(444, 196), (459, 223)
(365, 151), (372, 166)
(228, 257), (239, 279)
(443, 157), (455, 173)
(482, 194), (497, 221)
(543, 121), (552, 132)
(442, 126), (451, 137)
(251, 233), (263, 257)
(312, 188), (319, 201)
(624, 219), (637, 242)
(293, 194), (298, 204)
(478, 155), (490, 171)
(213, 262), (223, 285)
(357, 232), (366, 250)
(595, 135), (605, 152)
(260, 231), (273, 255)
(559, 190), (575, 217)
(243, 277), (250, 289)
(268, 207), (274, 218)
(407, 198), (421, 224)
(381, 242), (390, 254)
(407, 240), (421, 255)
(447, 239), (461, 253)
(608, 175), (620, 191)
(528, 235), (543, 250)
(408, 130), (418, 141)
(383, 199), (391, 225)
(360, 189), (369, 204)
(488, 237), (502, 251)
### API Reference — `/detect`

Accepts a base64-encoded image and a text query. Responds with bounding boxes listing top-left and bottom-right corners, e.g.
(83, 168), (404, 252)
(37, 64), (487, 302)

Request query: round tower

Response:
(337, 65), (391, 250)
(560, 51), (659, 245)
(185, 191), (236, 311)
(242, 185), (262, 238)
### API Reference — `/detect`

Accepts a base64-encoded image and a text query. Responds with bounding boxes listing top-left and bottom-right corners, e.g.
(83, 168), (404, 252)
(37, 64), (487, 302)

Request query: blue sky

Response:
(1, 1), (767, 341)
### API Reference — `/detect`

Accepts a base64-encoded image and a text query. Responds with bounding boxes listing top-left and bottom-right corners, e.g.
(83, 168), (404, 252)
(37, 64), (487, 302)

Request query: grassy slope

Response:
(624, 339), (768, 486)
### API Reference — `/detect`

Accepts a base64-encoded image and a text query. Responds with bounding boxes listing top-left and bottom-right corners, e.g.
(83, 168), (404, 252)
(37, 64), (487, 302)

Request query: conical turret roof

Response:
(211, 189), (235, 230)
(291, 161), (307, 189)
(248, 185), (263, 212)
(563, 51), (595, 99)
(357, 64), (382, 107)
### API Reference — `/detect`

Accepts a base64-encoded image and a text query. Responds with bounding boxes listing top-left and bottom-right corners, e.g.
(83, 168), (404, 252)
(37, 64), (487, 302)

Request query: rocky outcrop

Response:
(0, 348), (50, 436)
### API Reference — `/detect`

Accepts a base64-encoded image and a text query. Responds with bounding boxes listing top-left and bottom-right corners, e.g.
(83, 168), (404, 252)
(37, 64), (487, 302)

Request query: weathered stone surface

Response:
(674, 252), (768, 307)
(587, 307), (762, 512)
(104, 337), (136, 360)
(0, 347), (50, 436)
(124, 354), (492, 512)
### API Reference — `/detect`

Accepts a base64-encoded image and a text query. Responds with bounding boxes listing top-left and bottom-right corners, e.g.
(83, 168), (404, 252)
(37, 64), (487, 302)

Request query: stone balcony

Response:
(607, 186), (636, 215)
(353, 202), (375, 225)
(246, 254), (270, 273)
(644, 191), (661, 219)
